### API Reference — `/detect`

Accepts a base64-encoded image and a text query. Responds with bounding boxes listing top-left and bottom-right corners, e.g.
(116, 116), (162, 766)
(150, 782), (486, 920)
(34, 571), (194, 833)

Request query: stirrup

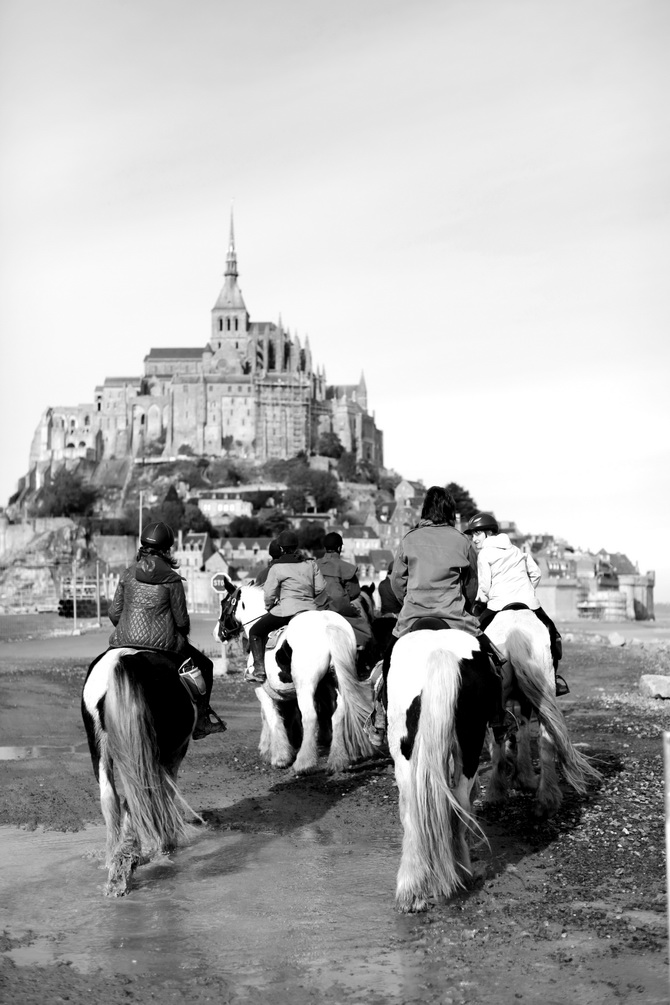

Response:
(192, 715), (227, 739)
(555, 675), (570, 696)
(364, 704), (387, 747)
(243, 666), (266, 684)
(491, 709), (518, 743)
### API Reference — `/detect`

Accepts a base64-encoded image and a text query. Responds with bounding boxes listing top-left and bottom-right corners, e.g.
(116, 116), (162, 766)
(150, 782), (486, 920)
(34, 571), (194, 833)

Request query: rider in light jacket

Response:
(464, 512), (568, 696)
(245, 529), (327, 683)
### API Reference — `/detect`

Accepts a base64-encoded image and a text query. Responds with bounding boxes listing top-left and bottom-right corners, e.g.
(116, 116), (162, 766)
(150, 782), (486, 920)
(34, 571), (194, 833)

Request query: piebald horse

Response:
(216, 577), (377, 774)
(388, 629), (499, 913)
(82, 648), (200, 896)
(485, 609), (601, 816)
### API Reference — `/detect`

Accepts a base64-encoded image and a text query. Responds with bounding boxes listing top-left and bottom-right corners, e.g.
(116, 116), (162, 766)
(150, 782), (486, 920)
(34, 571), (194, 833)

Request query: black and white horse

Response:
(81, 647), (200, 896)
(485, 609), (601, 817)
(216, 578), (377, 774)
(387, 629), (498, 913)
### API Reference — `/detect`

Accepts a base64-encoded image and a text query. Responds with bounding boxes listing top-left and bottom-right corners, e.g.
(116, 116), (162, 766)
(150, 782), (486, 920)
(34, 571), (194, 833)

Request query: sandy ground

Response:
(1, 614), (669, 1004)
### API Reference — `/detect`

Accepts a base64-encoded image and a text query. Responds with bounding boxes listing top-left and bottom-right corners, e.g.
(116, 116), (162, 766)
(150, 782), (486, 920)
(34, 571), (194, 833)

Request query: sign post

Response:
(211, 573), (229, 594)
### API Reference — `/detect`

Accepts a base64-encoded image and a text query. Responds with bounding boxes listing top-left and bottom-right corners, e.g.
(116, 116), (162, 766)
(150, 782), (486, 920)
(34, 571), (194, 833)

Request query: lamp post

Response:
(138, 490), (144, 547)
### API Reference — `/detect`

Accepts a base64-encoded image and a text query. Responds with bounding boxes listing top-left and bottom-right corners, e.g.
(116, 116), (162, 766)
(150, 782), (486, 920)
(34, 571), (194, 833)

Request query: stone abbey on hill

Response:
(29, 216), (383, 472)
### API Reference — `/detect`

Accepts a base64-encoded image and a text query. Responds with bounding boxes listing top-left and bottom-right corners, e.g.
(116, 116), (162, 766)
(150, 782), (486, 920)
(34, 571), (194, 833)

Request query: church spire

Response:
(211, 204), (248, 345)
(225, 206), (238, 278)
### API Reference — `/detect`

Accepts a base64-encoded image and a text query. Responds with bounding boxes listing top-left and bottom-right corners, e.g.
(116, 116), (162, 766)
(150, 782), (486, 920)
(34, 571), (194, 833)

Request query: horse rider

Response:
(315, 532), (372, 642)
(254, 538), (282, 587)
(377, 559), (403, 618)
(464, 512), (569, 696)
(108, 521), (225, 739)
(366, 486), (511, 742)
(245, 529), (327, 684)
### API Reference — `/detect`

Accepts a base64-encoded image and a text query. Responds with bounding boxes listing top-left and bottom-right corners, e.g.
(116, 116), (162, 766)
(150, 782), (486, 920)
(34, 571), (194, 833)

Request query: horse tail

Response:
(507, 628), (601, 793)
(105, 657), (198, 856)
(326, 620), (377, 762)
(405, 648), (481, 899)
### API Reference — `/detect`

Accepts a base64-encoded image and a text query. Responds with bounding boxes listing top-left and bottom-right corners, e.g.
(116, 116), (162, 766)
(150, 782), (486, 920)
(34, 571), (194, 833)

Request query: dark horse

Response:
(81, 647), (200, 896)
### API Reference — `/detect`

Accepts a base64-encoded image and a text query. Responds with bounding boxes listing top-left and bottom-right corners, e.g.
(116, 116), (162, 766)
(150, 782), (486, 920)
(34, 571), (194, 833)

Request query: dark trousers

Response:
(248, 612), (293, 648)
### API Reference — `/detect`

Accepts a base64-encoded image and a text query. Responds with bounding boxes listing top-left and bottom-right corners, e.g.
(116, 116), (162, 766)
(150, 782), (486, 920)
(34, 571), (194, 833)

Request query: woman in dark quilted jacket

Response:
(108, 521), (225, 739)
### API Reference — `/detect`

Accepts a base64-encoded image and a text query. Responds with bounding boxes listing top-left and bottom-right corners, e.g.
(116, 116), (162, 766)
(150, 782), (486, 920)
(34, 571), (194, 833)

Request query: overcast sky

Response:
(2, 0), (669, 598)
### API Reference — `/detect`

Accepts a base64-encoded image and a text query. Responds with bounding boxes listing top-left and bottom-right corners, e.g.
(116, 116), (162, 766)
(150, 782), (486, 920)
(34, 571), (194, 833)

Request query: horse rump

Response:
(84, 649), (200, 895)
(390, 631), (491, 913)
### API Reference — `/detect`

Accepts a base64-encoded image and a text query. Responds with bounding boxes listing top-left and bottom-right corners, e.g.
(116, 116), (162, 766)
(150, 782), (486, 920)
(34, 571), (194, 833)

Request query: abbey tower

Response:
(28, 216), (383, 474)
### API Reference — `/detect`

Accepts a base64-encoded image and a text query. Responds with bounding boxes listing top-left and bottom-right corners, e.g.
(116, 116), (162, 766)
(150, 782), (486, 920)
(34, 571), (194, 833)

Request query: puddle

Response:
(0, 823), (429, 1000)
(0, 743), (90, 760)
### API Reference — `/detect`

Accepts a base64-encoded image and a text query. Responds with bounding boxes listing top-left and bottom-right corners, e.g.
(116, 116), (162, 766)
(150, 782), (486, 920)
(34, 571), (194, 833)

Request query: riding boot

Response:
(551, 632), (569, 695)
(245, 635), (267, 684)
(192, 693), (227, 739)
(363, 661), (387, 746)
(179, 659), (227, 739)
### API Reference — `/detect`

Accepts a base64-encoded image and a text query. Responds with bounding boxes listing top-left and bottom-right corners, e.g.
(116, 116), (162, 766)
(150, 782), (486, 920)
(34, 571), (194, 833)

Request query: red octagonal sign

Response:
(211, 573), (229, 594)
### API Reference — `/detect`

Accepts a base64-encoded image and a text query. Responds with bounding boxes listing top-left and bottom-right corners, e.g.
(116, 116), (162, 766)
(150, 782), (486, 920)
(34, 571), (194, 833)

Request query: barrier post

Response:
(72, 557), (78, 634)
(96, 560), (101, 627)
(664, 731), (670, 991)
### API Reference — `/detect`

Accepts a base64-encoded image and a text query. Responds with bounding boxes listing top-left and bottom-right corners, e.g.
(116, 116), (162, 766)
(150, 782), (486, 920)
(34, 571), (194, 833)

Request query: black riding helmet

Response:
(140, 521), (175, 551)
(464, 512), (499, 535)
(323, 531), (343, 551)
(277, 529), (299, 551)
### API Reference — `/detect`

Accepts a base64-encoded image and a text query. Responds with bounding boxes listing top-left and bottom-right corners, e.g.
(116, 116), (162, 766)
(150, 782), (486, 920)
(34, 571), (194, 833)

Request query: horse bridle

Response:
(217, 586), (261, 641)
(217, 588), (243, 642)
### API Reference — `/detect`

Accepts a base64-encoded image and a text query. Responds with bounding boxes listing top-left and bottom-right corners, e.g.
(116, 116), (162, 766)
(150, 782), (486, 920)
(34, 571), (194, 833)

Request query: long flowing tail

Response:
(506, 628), (601, 793)
(403, 648), (482, 900)
(326, 621), (377, 762)
(105, 660), (199, 856)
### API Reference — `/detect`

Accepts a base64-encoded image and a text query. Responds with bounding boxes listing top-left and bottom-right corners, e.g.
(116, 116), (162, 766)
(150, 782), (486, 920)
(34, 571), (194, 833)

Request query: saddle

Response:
(265, 628), (287, 651)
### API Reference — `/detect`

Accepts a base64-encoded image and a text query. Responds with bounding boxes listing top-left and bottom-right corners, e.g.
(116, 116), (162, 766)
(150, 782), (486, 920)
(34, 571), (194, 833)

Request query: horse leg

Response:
(485, 731), (511, 804)
(99, 756), (122, 872)
(256, 687), (295, 768)
(394, 760), (433, 913)
(105, 807), (143, 897)
(326, 687), (349, 773)
(535, 723), (562, 817)
(292, 681), (320, 775)
(452, 772), (477, 882)
(514, 712), (539, 792)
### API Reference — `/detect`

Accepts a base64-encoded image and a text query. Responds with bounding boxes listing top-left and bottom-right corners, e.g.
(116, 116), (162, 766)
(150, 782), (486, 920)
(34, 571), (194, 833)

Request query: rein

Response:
(217, 588), (263, 640)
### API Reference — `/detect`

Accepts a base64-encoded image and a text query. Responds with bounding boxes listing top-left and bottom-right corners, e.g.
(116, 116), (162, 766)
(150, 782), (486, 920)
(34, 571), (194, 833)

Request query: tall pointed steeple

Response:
(211, 205), (249, 347)
(225, 209), (238, 278)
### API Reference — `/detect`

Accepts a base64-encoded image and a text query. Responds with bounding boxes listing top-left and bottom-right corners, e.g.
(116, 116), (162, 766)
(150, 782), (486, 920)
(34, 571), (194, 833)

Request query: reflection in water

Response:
(0, 744), (90, 760)
(1, 824), (434, 1001)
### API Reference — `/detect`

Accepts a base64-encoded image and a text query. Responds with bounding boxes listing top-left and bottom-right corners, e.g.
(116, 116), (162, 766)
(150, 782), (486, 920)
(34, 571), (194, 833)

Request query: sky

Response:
(1, 0), (669, 597)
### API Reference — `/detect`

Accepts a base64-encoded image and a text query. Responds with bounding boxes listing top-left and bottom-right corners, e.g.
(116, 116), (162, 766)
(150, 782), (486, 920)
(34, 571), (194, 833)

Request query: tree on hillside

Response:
(297, 521), (326, 552)
(154, 485), (185, 532)
(182, 502), (216, 537)
(316, 431), (344, 459)
(37, 469), (99, 518)
(445, 482), (478, 521)
(227, 515), (264, 538)
(284, 486), (308, 513)
(337, 451), (357, 482)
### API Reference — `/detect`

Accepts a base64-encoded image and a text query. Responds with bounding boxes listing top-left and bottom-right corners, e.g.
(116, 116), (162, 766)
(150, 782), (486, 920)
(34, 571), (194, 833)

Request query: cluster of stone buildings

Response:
(26, 215), (383, 486)
(175, 479), (655, 621)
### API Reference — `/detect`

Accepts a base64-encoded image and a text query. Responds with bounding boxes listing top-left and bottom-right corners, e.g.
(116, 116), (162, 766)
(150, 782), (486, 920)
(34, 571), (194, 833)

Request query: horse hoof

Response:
(396, 895), (429, 914)
(292, 762), (318, 776)
(104, 879), (130, 897)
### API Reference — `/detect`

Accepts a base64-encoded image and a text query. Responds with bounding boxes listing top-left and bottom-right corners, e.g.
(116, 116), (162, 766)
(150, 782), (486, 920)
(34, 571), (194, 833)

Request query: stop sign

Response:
(211, 573), (230, 594)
